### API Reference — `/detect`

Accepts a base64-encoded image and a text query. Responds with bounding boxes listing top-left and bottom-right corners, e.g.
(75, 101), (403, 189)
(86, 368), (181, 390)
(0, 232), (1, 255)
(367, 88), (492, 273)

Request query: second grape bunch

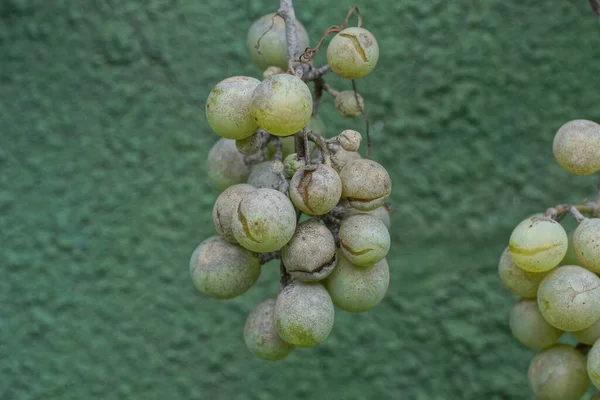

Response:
(190, 5), (394, 361)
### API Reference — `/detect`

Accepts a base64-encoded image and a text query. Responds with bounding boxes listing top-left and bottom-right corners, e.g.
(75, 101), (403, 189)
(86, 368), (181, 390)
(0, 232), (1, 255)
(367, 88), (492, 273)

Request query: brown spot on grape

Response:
(340, 33), (368, 62)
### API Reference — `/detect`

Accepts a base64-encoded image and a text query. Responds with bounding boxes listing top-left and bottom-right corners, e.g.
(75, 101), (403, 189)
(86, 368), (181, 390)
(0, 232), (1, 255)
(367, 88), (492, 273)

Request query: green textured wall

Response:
(2, 0), (600, 399)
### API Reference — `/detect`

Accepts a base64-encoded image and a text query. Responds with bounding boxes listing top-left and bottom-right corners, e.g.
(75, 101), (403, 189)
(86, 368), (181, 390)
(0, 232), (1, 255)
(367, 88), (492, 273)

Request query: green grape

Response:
(528, 344), (589, 400)
(207, 138), (251, 192)
(281, 220), (337, 282)
(330, 146), (362, 172)
(334, 91), (364, 118)
(244, 298), (295, 361)
(508, 216), (568, 273)
(212, 184), (256, 243)
(250, 74), (313, 137)
(206, 76), (260, 140)
(338, 129), (362, 152)
(340, 159), (392, 211)
(537, 265), (600, 331)
(553, 119), (600, 175)
(338, 214), (390, 267)
(345, 204), (391, 230)
(509, 299), (563, 349)
(589, 339), (600, 389)
(573, 218), (600, 273)
(189, 236), (260, 299)
(274, 280), (335, 347)
(572, 317), (600, 345)
(231, 188), (297, 252)
(327, 27), (379, 79)
(246, 13), (309, 70)
(247, 160), (286, 191)
(324, 251), (389, 312)
(282, 153), (306, 179)
(289, 164), (342, 215)
(562, 230), (579, 266)
(497, 247), (551, 299)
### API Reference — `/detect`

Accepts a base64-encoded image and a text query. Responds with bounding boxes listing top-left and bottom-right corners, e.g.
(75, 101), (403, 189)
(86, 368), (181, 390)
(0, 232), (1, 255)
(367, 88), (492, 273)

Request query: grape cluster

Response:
(190, 10), (393, 361)
(500, 119), (600, 399)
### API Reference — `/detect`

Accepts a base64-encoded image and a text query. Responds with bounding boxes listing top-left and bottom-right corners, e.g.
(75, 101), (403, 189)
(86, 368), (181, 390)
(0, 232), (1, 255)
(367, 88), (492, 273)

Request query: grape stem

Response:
(589, 0), (600, 23)
(545, 203), (595, 222)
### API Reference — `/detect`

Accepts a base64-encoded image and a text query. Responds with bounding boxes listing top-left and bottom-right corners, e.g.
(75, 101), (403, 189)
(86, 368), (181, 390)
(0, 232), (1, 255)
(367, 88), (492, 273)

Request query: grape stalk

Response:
(499, 119), (600, 399)
(190, 0), (393, 361)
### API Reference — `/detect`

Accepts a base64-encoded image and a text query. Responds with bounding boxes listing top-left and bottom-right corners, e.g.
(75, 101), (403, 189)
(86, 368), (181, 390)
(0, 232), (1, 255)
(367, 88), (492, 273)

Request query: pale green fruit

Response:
(508, 217), (568, 272)
(573, 218), (600, 273)
(289, 164), (342, 215)
(334, 91), (364, 118)
(247, 161), (286, 190)
(212, 184), (256, 243)
(338, 129), (362, 152)
(281, 220), (337, 282)
(274, 280), (335, 347)
(537, 265), (600, 331)
(345, 205), (391, 230)
(589, 340), (600, 389)
(206, 76), (260, 140)
(561, 230), (579, 266)
(340, 159), (391, 211)
(207, 139), (251, 192)
(572, 317), (600, 345)
(282, 153), (306, 179)
(528, 344), (589, 400)
(338, 214), (390, 267)
(244, 298), (295, 361)
(509, 299), (563, 349)
(189, 236), (260, 299)
(553, 119), (600, 175)
(231, 188), (297, 252)
(325, 251), (389, 312)
(497, 247), (551, 299)
(247, 13), (309, 70)
(250, 74), (313, 137)
(327, 27), (379, 79)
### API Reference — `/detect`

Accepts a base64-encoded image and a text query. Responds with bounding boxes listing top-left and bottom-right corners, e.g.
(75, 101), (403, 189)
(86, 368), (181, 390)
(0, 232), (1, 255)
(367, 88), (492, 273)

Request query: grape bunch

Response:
(499, 119), (600, 399)
(189, 5), (393, 361)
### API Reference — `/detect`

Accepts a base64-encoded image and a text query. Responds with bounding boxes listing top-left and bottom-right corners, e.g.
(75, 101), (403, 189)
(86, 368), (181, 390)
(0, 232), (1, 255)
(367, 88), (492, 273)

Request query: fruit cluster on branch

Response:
(189, 1), (393, 361)
(500, 119), (600, 399)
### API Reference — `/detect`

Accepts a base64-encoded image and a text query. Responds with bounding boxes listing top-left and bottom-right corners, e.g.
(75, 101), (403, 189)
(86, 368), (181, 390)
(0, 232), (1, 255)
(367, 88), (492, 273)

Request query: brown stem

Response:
(545, 203), (596, 221)
(303, 64), (331, 82)
(589, 0), (600, 22)
(278, 0), (300, 73)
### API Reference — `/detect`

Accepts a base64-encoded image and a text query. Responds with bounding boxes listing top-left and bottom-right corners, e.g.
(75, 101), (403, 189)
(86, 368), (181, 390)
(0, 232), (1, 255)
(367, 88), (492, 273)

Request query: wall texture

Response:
(2, 0), (600, 399)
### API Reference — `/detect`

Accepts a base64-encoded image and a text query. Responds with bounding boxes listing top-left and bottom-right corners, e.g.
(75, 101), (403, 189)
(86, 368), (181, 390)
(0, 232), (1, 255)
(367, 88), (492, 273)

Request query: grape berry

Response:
(500, 118), (600, 399)
(191, 7), (392, 361)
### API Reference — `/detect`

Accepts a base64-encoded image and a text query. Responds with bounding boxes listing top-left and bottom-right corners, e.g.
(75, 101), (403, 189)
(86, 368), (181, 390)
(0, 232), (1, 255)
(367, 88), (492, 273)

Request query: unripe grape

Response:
(274, 280), (335, 347)
(497, 247), (551, 299)
(231, 188), (297, 252)
(590, 339), (600, 389)
(537, 265), (600, 331)
(553, 119), (600, 175)
(338, 129), (362, 152)
(207, 139), (251, 192)
(189, 236), (260, 299)
(345, 204), (391, 230)
(330, 146), (362, 172)
(334, 91), (364, 118)
(250, 74), (313, 137)
(247, 13), (309, 70)
(528, 344), (589, 400)
(236, 131), (265, 155)
(206, 76), (260, 140)
(212, 184), (256, 243)
(247, 161), (286, 191)
(327, 27), (379, 79)
(281, 220), (337, 282)
(282, 153), (306, 179)
(572, 317), (600, 345)
(562, 230), (579, 266)
(289, 164), (342, 215)
(325, 252), (389, 312)
(509, 299), (563, 349)
(244, 298), (294, 361)
(573, 218), (600, 273)
(508, 217), (568, 272)
(339, 214), (390, 267)
(340, 159), (392, 211)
